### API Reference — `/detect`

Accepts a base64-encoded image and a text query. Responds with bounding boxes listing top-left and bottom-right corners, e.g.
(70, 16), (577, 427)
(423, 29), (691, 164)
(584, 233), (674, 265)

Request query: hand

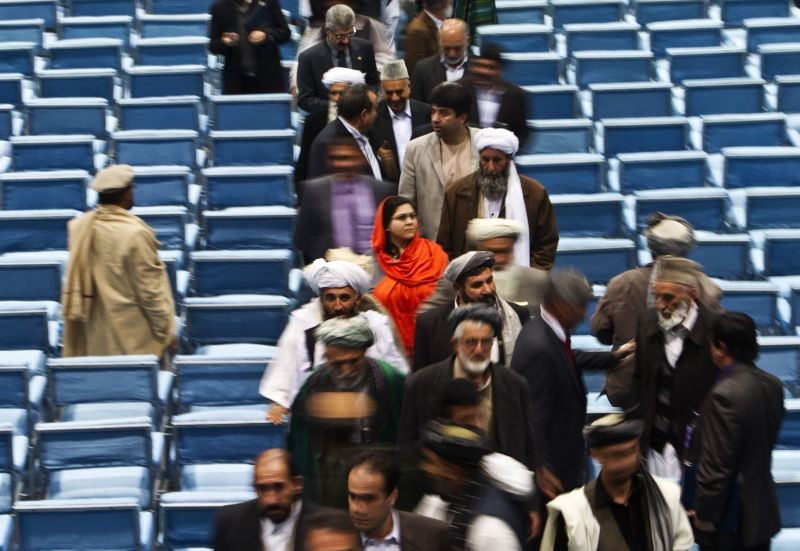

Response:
(527, 511), (542, 541)
(535, 465), (564, 500)
(688, 510), (716, 533)
(267, 404), (289, 424)
(167, 335), (180, 355)
(613, 339), (635, 361)
(221, 32), (239, 46)
(376, 141), (395, 164)
(248, 30), (267, 44)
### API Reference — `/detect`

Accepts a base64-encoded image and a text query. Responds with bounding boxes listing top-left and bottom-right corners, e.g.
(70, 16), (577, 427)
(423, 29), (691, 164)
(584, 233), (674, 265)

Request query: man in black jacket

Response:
(686, 312), (785, 550)
(410, 19), (469, 104)
(209, 0), (291, 94)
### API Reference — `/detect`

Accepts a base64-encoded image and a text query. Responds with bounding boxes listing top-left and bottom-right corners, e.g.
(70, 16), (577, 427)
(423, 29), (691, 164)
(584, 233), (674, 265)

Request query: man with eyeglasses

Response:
(297, 3), (379, 113)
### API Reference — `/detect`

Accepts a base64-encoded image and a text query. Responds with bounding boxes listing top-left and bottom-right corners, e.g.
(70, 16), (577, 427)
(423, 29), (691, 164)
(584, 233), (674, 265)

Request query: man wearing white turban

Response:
(437, 127), (559, 270)
(260, 259), (408, 423)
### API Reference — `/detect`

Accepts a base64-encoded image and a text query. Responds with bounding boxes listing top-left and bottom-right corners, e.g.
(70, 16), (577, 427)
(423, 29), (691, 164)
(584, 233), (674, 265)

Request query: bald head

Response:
(440, 19), (469, 67)
(254, 449), (301, 524)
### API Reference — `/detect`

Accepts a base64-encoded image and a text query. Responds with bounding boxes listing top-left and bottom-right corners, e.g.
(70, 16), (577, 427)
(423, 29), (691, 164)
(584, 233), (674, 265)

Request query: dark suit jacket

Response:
(410, 54), (447, 104)
(510, 315), (616, 492)
(294, 174), (395, 264)
(213, 498), (322, 551)
(369, 99), (432, 182)
(398, 358), (537, 470)
(398, 510), (451, 551)
(403, 11), (439, 76)
(690, 363), (784, 547)
(295, 106), (330, 197)
(457, 75), (530, 148)
(297, 38), (379, 113)
(307, 118), (378, 180)
(633, 303), (717, 455)
(412, 299), (529, 370)
(209, 0), (290, 94)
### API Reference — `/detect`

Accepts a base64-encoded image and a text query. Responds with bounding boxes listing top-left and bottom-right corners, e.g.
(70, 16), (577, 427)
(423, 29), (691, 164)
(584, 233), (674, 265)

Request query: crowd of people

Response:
(56, 1), (789, 550)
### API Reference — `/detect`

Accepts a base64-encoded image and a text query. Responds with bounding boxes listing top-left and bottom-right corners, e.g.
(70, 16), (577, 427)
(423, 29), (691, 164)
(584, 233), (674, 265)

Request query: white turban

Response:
(321, 67), (366, 89)
(303, 259), (370, 296)
(473, 127), (519, 156)
(467, 218), (524, 244)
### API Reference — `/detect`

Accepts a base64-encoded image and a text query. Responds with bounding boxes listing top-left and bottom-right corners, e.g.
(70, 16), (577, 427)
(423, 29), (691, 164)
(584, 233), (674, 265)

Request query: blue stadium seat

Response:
(635, 0), (708, 25)
(0, 426), (17, 514)
(647, 19), (723, 57)
(202, 206), (296, 250)
(131, 206), (196, 251)
(11, 134), (97, 171)
(15, 498), (155, 550)
(778, 399), (800, 447)
(760, 43), (800, 81)
(745, 17), (800, 53)
(0, 364), (40, 448)
(49, 38), (123, 70)
(134, 36), (209, 66)
(203, 166), (294, 209)
(475, 24), (552, 53)
(720, 0), (790, 27)
(146, 0), (207, 15)
(602, 116), (689, 157)
(117, 96), (201, 132)
(550, 0), (625, 30)
(113, 130), (199, 168)
(682, 77), (765, 116)
(636, 188), (730, 232)
(573, 50), (653, 88)
(667, 46), (746, 82)
(131, 165), (195, 208)
(564, 22), (640, 54)
(555, 238), (636, 284)
(0, 170), (88, 210)
(209, 130), (295, 167)
(0, 257), (62, 302)
(159, 491), (252, 550)
(776, 476), (800, 527)
(68, 0), (136, 17)
(522, 119), (594, 155)
(0, 306), (53, 352)
(617, 151), (707, 192)
(522, 85), (580, 120)
(0, 41), (34, 75)
(573, 290), (606, 338)
(702, 113), (787, 153)
(0, 103), (12, 140)
(746, 187), (800, 230)
(0, 18), (44, 50)
(26, 98), (108, 137)
(0, 73), (22, 106)
(792, 284), (800, 329)
(158, 249), (188, 305)
(125, 65), (206, 98)
(0, 0), (56, 30)
(59, 16), (132, 49)
(763, 230), (800, 277)
(501, 52), (562, 86)
(550, 193), (624, 237)
(209, 93), (292, 131)
(717, 281), (780, 332)
(37, 68), (116, 102)
(515, 153), (606, 194)
(138, 13), (210, 38)
(184, 296), (292, 349)
(777, 76), (800, 113)
(688, 232), (751, 280)
(589, 82), (673, 120)
(191, 250), (295, 298)
(773, 529), (800, 549)
(495, 0), (547, 24)
(0, 209), (77, 253)
(723, 147), (800, 188)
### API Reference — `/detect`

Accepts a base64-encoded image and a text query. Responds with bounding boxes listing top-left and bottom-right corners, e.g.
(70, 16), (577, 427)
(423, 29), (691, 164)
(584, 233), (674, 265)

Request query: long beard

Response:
(458, 351), (491, 375)
(657, 301), (690, 331)
(477, 170), (508, 201)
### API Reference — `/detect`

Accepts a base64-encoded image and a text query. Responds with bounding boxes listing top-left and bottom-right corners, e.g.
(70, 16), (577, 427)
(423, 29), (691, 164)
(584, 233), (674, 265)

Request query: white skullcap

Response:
(303, 258), (370, 296)
(473, 127), (519, 156)
(381, 59), (409, 81)
(467, 218), (524, 244)
(321, 67), (366, 89)
(645, 213), (695, 257)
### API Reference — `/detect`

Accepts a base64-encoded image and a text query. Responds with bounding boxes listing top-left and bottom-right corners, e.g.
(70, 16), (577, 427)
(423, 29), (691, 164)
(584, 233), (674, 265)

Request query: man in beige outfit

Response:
(61, 164), (177, 359)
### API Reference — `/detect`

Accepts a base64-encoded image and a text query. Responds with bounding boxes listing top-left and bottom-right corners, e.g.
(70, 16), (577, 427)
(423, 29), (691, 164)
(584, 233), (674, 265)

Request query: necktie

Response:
(563, 333), (575, 370)
(357, 136), (382, 179)
(336, 50), (347, 68)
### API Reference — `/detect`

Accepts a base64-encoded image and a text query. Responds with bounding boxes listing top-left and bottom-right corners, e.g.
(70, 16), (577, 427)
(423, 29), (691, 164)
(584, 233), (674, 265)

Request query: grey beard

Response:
(477, 171), (508, 201)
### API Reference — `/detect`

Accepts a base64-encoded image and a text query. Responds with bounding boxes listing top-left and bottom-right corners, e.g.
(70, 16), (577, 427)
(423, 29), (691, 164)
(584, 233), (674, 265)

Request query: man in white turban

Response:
(260, 259), (408, 423)
(437, 127), (559, 270)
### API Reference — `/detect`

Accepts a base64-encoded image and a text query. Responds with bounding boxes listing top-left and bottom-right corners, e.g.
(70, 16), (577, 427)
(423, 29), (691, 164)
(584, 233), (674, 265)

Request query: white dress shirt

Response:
(260, 501), (302, 551)
(663, 301), (698, 368)
(339, 116), (383, 179)
(540, 305), (567, 343)
(362, 508), (401, 550)
(389, 102), (412, 167)
(443, 56), (467, 82)
(476, 87), (502, 128)
(481, 195), (504, 219)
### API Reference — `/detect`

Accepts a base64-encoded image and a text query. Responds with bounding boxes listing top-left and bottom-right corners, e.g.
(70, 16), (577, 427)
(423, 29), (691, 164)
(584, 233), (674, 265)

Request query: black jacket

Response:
(410, 54), (448, 104)
(294, 106), (329, 196)
(209, 0), (290, 94)
(457, 75), (530, 149)
(412, 299), (530, 371)
(306, 118), (378, 180)
(690, 363), (785, 547)
(213, 499), (324, 551)
(297, 38), (379, 113)
(369, 99), (431, 182)
(510, 315), (616, 492)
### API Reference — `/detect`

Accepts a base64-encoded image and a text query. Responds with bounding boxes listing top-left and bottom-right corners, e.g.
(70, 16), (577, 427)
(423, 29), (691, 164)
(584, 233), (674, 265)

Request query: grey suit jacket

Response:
(397, 127), (479, 239)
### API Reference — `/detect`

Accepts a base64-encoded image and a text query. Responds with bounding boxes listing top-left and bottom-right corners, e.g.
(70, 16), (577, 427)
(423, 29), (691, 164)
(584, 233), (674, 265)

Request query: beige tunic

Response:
(61, 204), (175, 357)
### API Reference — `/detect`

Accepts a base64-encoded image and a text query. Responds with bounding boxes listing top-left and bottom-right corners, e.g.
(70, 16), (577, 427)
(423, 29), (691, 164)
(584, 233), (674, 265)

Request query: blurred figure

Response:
(404, 0), (450, 75)
(540, 414), (694, 551)
(437, 127), (558, 269)
(209, 0), (291, 94)
(685, 313), (784, 550)
(411, 19), (470, 103)
(214, 449), (326, 551)
(302, 511), (362, 551)
(287, 316), (406, 507)
(347, 451), (450, 549)
(371, 196), (448, 358)
(431, 377), (483, 427)
(370, 60), (431, 182)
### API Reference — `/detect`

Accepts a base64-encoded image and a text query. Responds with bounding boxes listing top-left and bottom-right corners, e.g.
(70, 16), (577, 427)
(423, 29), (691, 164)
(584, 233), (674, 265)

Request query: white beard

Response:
(458, 351), (491, 375)
(657, 300), (690, 331)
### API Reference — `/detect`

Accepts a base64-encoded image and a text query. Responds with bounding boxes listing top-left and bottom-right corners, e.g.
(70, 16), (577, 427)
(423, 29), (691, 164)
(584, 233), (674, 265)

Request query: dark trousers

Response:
(700, 542), (770, 551)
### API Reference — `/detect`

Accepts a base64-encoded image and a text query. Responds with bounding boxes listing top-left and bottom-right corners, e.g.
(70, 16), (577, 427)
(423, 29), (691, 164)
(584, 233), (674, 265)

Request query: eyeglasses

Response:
(462, 338), (494, 350)
(331, 28), (356, 40)
(391, 212), (417, 222)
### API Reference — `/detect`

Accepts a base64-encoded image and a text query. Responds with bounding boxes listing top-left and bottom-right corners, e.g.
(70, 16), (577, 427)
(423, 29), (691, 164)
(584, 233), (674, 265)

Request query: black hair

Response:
(477, 43), (503, 63)
(430, 82), (471, 117)
(97, 188), (129, 205)
(302, 511), (360, 550)
(346, 450), (399, 496)
(711, 312), (759, 364)
(381, 196), (416, 257)
(337, 83), (374, 120)
(432, 378), (481, 420)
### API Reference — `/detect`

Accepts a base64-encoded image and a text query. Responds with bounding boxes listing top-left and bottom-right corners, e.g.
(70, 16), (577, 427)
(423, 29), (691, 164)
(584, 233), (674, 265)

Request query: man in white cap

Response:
(261, 258), (408, 424)
(61, 164), (177, 360)
(296, 67), (366, 191)
(437, 127), (559, 270)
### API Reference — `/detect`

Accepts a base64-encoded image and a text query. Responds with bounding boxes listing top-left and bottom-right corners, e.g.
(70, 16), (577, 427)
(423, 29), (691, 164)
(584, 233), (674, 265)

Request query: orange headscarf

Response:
(371, 197), (448, 357)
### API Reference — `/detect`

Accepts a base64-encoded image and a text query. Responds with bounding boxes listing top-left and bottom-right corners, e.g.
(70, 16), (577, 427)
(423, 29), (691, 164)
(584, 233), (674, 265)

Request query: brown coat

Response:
(436, 170), (559, 270)
(403, 11), (439, 76)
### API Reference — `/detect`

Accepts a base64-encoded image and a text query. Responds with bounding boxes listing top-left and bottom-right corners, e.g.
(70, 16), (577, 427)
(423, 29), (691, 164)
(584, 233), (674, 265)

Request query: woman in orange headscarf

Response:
(372, 196), (449, 359)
